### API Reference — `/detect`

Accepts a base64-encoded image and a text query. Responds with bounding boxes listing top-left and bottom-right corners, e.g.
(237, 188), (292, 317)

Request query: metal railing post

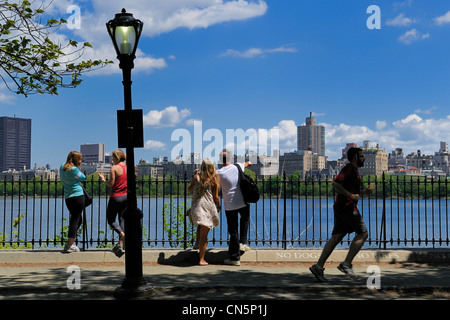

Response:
(282, 172), (287, 249)
(379, 172), (387, 249)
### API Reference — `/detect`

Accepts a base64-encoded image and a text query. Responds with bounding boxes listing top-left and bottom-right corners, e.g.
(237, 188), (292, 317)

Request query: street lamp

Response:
(106, 8), (153, 299)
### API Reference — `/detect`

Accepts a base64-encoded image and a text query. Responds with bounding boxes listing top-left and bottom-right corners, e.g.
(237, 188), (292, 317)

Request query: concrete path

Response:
(1, 248), (450, 303)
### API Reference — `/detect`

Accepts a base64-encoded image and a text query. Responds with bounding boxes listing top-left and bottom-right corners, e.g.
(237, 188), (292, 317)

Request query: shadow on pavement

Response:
(1, 261), (450, 300)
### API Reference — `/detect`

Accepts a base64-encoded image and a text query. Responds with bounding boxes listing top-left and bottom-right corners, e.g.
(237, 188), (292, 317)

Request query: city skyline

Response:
(1, 118), (448, 179)
(1, 1), (450, 169)
(7, 119), (447, 172)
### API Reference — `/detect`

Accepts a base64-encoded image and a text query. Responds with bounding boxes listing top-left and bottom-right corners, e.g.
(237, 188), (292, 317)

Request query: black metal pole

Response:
(114, 57), (153, 299)
(380, 172), (387, 249)
(282, 172), (287, 250)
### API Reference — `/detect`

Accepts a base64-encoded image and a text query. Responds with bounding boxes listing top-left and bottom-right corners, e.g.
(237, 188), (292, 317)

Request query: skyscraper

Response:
(80, 143), (105, 164)
(0, 116), (32, 172)
(297, 112), (325, 156)
(434, 141), (449, 175)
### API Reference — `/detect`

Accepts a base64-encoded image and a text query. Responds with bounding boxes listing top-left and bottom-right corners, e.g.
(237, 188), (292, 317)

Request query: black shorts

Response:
(332, 205), (367, 236)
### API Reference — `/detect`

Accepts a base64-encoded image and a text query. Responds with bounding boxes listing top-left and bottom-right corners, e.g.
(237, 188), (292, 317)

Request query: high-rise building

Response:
(359, 141), (388, 177)
(279, 150), (312, 178)
(80, 143), (105, 164)
(434, 141), (449, 175)
(0, 116), (31, 172)
(341, 143), (358, 160)
(297, 112), (325, 156)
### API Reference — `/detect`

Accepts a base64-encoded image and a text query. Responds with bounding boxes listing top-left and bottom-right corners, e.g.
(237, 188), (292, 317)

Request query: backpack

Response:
(235, 164), (260, 204)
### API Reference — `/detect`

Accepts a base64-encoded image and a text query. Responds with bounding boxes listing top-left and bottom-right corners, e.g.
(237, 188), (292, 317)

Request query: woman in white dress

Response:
(188, 159), (220, 265)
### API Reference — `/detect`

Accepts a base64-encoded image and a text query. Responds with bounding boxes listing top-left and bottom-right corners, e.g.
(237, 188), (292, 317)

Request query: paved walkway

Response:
(1, 248), (450, 302)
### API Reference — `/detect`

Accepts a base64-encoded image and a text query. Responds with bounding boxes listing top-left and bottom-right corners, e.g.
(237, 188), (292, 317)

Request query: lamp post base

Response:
(114, 277), (154, 299)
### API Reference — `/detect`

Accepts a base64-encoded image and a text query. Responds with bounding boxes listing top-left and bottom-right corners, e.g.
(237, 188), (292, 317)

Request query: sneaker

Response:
(240, 243), (251, 252)
(309, 264), (327, 282)
(338, 262), (358, 279)
(224, 259), (240, 266)
(63, 243), (80, 253)
(112, 244), (125, 258)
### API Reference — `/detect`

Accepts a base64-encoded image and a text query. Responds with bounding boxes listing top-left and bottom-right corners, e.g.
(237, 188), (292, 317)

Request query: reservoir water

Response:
(1, 197), (449, 249)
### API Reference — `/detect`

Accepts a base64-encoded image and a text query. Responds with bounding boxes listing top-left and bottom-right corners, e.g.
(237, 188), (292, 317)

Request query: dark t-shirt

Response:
(333, 163), (361, 212)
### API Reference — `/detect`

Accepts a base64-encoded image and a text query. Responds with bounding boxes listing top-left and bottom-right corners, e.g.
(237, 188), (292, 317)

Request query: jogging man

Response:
(310, 147), (373, 281)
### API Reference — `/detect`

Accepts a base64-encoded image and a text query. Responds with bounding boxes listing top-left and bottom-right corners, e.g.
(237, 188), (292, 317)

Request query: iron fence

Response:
(0, 173), (449, 250)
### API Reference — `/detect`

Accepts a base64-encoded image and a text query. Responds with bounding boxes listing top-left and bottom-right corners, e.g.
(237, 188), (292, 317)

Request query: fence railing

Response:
(1, 173), (449, 249)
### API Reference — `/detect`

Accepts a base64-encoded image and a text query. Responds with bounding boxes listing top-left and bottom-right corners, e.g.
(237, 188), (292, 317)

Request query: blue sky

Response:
(1, 0), (450, 169)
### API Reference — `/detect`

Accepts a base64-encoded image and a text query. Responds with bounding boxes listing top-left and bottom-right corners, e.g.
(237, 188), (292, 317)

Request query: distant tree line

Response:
(1, 172), (448, 199)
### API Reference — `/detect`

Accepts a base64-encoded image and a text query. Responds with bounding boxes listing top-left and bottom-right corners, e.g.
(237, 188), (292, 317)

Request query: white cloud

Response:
(324, 123), (376, 147)
(272, 120), (297, 149)
(266, 46), (298, 54)
(42, 0), (268, 74)
(0, 84), (16, 104)
(186, 118), (202, 126)
(414, 106), (437, 115)
(393, 0), (413, 11)
(142, 0), (268, 35)
(85, 0), (268, 37)
(398, 29), (430, 45)
(227, 120), (298, 156)
(143, 106), (191, 127)
(434, 11), (450, 25)
(322, 114), (450, 160)
(81, 45), (168, 75)
(375, 120), (387, 130)
(134, 49), (168, 73)
(220, 48), (263, 58)
(144, 140), (166, 150)
(0, 92), (15, 104)
(266, 113), (450, 160)
(220, 45), (297, 58)
(386, 13), (416, 27)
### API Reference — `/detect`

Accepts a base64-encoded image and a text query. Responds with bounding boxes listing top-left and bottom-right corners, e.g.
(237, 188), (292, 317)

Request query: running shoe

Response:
(309, 264), (327, 282)
(338, 262), (358, 279)
(224, 259), (241, 266)
(240, 243), (251, 252)
(63, 243), (80, 253)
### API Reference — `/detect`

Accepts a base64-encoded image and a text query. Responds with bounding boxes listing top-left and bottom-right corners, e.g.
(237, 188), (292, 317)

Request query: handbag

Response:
(82, 186), (92, 207)
(186, 207), (193, 224)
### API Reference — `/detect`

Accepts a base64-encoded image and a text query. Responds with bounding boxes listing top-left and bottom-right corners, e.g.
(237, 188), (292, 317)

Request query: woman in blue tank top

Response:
(60, 151), (86, 253)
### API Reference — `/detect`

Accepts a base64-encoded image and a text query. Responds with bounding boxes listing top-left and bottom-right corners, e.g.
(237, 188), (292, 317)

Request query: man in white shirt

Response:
(217, 149), (252, 266)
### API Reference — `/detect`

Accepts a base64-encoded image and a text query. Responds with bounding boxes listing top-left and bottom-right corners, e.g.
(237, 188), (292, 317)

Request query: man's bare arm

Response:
(332, 181), (360, 202)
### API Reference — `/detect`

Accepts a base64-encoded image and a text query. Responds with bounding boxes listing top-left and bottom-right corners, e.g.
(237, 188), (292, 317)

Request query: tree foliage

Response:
(0, 0), (112, 96)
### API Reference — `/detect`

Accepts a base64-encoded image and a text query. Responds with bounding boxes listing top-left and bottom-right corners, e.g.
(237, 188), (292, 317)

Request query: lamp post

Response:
(106, 8), (153, 298)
